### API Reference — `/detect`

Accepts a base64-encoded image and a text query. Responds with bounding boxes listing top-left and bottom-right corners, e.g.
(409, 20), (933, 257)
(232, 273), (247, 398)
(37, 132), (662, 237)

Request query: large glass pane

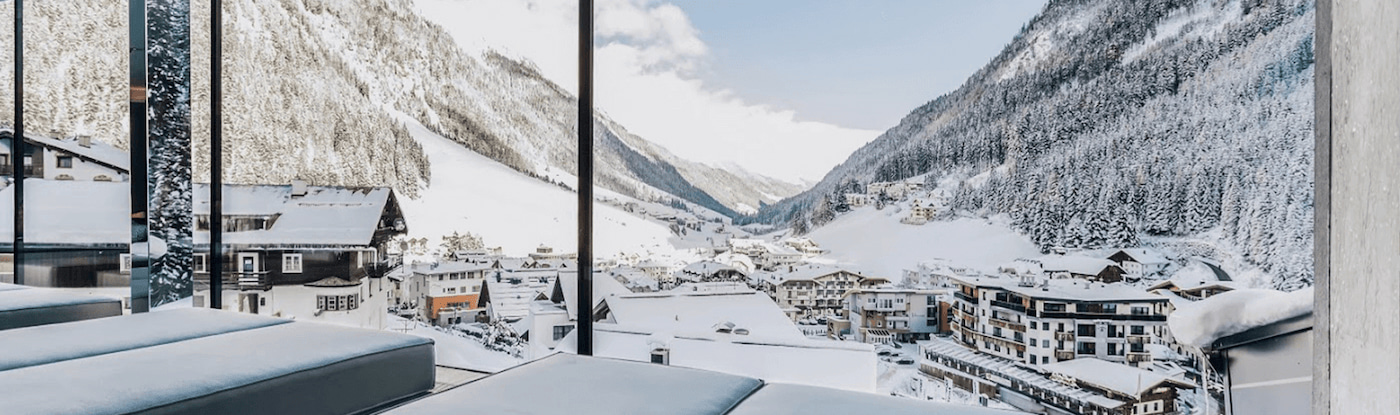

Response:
(4, 0), (133, 310)
(191, 0), (579, 374)
(593, 1), (1314, 414)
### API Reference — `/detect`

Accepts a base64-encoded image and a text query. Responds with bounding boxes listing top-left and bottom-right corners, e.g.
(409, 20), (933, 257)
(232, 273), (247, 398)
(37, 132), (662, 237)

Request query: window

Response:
(1077, 324), (1096, 336)
(194, 254), (207, 273)
(553, 325), (574, 341)
(1131, 306), (1151, 315)
(318, 294), (360, 312)
(1107, 343), (1120, 356)
(281, 253), (303, 273)
(1131, 325), (1145, 335)
(56, 155), (73, 168)
(1130, 343), (1145, 353)
(1042, 356), (1049, 364)
(1042, 339), (1050, 348)
(1077, 342), (1096, 355)
(1043, 303), (1066, 312)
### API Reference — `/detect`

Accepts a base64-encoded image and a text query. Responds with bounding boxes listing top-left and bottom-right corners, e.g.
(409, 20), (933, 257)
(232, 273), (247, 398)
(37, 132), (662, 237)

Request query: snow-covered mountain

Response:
(760, 0), (1315, 290)
(0, 0), (799, 215)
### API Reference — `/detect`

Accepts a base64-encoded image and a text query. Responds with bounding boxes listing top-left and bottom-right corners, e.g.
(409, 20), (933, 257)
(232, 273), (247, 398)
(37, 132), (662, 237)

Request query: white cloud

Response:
(412, 0), (878, 183)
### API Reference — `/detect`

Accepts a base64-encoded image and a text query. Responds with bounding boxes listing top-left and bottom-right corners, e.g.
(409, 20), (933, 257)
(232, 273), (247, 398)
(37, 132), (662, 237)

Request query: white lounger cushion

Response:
(0, 321), (435, 415)
(383, 353), (763, 415)
(0, 308), (291, 371)
(0, 287), (123, 330)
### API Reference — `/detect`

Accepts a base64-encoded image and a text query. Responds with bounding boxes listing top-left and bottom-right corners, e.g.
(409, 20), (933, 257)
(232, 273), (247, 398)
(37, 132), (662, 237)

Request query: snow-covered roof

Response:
(1040, 255), (1119, 276)
(600, 289), (804, 342)
(410, 261), (493, 275)
(675, 261), (744, 282)
(921, 338), (1124, 409)
(3, 130), (131, 172)
(949, 275), (1164, 303)
(556, 270), (631, 320)
(1108, 248), (1170, 265)
(1042, 358), (1194, 398)
(482, 278), (552, 320)
(492, 257), (530, 271)
(0, 180), (128, 245)
(1149, 263), (1242, 292)
(557, 324), (876, 392)
(193, 184), (397, 247)
(762, 263), (877, 284)
(304, 276), (360, 288)
(1166, 287), (1313, 348)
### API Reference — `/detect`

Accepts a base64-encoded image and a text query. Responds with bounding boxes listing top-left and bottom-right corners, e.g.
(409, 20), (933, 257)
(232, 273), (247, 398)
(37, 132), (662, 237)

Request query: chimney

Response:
(291, 179), (308, 198)
(78, 135), (92, 148)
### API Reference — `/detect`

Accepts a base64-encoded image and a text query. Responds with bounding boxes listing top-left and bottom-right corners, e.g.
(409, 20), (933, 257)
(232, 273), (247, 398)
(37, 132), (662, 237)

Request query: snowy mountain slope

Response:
(1, 0), (797, 215)
(394, 112), (679, 258)
(762, 0), (1315, 289)
(193, 0), (799, 215)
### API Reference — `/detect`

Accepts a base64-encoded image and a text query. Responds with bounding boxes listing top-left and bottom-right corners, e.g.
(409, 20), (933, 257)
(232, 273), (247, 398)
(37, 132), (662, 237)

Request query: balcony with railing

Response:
(1127, 334), (1150, 344)
(988, 316), (1026, 332)
(1054, 331), (1075, 341)
(237, 271), (272, 291)
(953, 291), (977, 304)
(1126, 352), (1152, 363)
(1054, 350), (1075, 360)
(990, 299), (1026, 313)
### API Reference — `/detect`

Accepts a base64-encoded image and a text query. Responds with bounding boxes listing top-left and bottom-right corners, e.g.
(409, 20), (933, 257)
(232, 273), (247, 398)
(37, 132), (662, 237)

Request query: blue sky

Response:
(668, 0), (1049, 130)
(419, 0), (1049, 182)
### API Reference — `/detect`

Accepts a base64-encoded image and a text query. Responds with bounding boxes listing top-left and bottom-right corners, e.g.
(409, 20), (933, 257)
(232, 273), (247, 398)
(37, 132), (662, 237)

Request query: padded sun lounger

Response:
(381, 353), (764, 415)
(0, 285), (123, 330)
(0, 321), (435, 415)
(0, 308), (291, 371)
(726, 383), (1027, 415)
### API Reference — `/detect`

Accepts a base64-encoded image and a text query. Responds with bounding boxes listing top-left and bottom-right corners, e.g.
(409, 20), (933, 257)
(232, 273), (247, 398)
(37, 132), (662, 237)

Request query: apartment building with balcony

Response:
(946, 274), (1169, 368)
(832, 288), (948, 343)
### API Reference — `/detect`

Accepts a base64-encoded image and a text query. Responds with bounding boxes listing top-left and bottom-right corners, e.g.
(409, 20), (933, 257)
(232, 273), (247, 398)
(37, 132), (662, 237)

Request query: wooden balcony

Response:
(1054, 331), (1075, 341)
(1126, 352), (1152, 363)
(237, 272), (272, 291)
(1127, 334), (1150, 344)
(1054, 350), (1074, 360)
(988, 317), (1027, 332)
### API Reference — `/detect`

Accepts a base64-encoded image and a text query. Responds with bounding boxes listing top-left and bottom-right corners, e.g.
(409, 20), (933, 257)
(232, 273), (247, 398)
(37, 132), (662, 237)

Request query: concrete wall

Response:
(1320, 1), (1400, 413)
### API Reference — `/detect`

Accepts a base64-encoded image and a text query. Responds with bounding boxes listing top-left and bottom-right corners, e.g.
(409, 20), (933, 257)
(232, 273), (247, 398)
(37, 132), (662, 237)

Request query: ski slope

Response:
(806, 206), (1041, 279)
(396, 115), (679, 258)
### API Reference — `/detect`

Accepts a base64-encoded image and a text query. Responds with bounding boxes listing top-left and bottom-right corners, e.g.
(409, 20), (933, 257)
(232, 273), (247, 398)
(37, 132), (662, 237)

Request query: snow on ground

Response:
(387, 314), (526, 373)
(394, 113), (679, 258)
(1167, 286), (1313, 348)
(806, 206), (1040, 279)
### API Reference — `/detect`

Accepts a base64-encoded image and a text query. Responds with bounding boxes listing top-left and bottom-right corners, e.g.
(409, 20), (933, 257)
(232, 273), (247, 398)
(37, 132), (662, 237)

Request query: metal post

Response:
(209, 0), (222, 309)
(129, 0), (150, 313)
(575, 0), (594, 356)
(11, 0), (22, 286)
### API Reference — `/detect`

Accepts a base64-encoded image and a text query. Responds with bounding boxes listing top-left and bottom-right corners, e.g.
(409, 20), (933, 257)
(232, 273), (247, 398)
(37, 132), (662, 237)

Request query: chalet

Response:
(781, 237), (826, 257)
(754, 264), (890, 321)
(1107, 248), (1172, 278)
(1148, 276), (1240, 301)
(1042, 358), (1195, 415)
(1041, 255), (1124, 283)
(413, 261), (491, 322)
(192, 182), (405, 330)
(0, 130), (130, 183)
(902, 199), (936, 224)
(0, 181), (129, 293)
